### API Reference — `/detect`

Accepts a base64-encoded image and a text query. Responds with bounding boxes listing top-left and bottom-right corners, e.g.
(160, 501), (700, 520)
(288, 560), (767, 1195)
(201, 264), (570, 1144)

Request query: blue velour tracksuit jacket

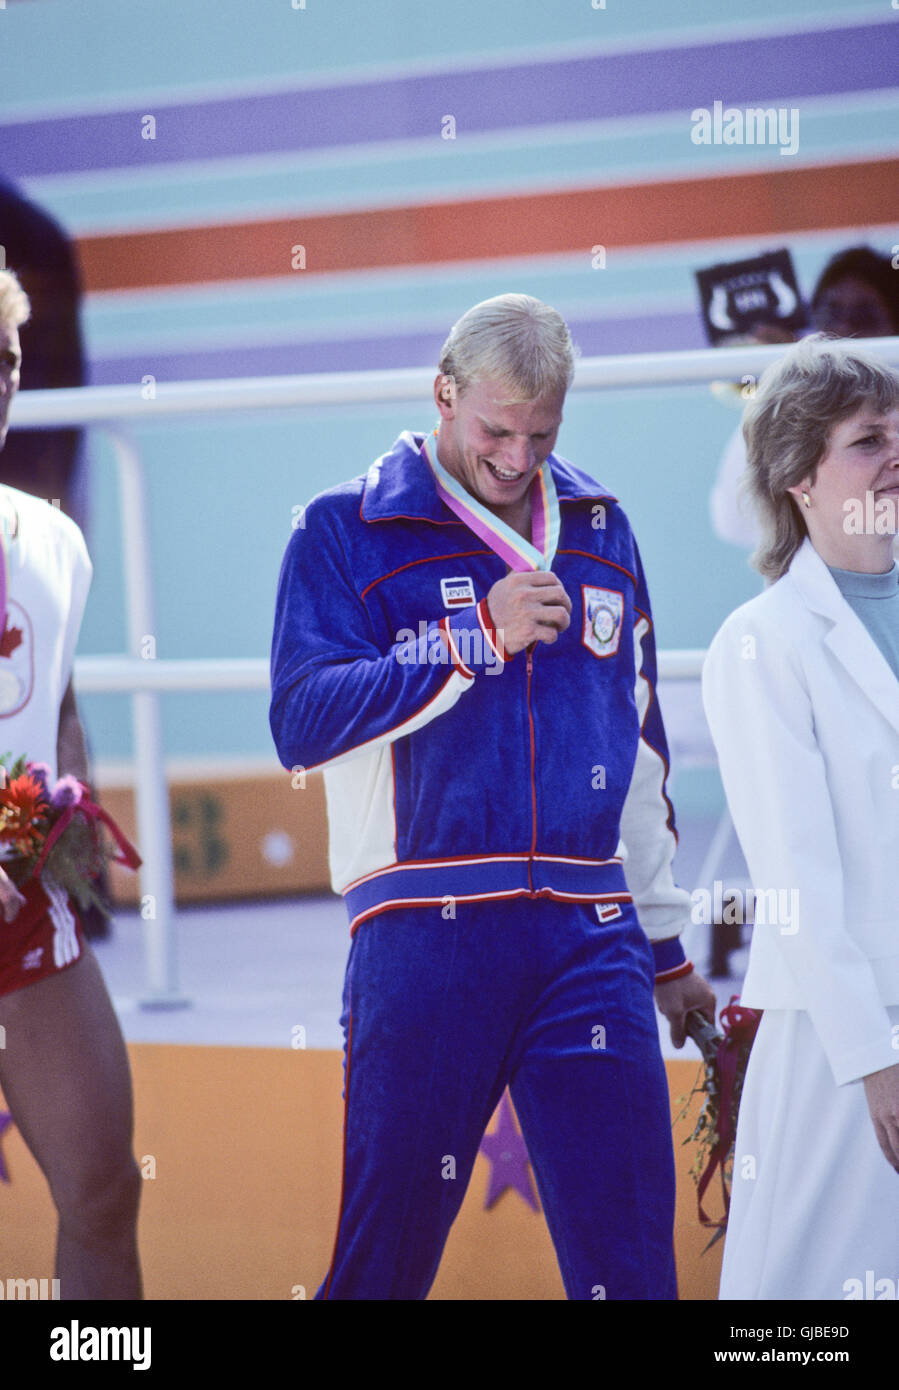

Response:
(270, 431), (691, 977)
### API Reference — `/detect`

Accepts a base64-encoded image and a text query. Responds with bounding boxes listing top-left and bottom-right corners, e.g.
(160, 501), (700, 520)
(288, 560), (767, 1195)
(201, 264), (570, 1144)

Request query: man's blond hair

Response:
(437, 294), (577, 402)
(0, 268), (31, 332)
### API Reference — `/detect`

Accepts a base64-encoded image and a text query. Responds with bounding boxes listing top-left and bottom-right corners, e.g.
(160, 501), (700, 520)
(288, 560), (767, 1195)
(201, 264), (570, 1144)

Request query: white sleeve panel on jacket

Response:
(702, 613), (895, 1086)
(323, 743), (400, 894)
(618, 616), (693, 943)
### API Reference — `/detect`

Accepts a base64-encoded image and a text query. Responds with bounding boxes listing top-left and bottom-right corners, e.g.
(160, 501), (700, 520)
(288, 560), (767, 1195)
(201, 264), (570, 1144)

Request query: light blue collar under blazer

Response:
(785, 537), (899, 736)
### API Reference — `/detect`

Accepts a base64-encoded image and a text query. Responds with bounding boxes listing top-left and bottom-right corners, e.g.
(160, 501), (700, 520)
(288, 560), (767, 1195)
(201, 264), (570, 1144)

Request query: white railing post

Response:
(107, 428), (189, 1009)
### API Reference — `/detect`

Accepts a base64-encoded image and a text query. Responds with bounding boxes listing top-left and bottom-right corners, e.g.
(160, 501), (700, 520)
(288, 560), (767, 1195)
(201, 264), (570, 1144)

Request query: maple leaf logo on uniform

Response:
(0, 603), (33, 717)
(0, 624), (23, 658)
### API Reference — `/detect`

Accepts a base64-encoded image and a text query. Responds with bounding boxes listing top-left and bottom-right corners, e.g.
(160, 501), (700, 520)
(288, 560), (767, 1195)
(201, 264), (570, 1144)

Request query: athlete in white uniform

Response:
(0, 268), (142, 1299)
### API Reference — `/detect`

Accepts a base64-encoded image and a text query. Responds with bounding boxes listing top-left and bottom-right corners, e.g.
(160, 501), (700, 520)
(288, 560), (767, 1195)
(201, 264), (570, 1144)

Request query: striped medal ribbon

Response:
(420, 430), (560, 572)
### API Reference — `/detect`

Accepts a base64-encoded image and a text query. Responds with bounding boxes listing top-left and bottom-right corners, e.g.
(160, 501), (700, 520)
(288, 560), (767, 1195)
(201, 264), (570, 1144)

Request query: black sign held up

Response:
(695, 248), (808, 344)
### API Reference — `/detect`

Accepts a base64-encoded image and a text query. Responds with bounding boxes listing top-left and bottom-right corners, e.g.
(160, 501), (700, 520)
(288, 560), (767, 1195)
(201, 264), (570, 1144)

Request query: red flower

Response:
(0, 772), (50, 855)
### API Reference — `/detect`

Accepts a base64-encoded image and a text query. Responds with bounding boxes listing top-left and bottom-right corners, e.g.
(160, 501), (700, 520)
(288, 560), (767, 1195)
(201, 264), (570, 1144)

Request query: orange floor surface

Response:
(0, 1046), (723, 1300)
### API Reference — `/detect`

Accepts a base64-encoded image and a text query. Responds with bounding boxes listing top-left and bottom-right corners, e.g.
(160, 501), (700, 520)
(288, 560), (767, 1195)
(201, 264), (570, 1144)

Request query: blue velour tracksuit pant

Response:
(315, 896), (678, 1301)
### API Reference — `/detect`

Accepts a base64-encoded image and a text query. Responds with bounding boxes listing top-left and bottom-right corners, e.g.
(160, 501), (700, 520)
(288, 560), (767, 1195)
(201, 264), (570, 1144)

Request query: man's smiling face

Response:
(433, 375), (565, 520)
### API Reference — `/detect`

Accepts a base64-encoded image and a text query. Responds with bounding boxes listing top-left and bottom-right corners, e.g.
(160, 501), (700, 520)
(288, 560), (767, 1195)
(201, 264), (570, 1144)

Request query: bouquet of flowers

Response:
(678, 996), (762, 1248)
(0, 753), (140, 915)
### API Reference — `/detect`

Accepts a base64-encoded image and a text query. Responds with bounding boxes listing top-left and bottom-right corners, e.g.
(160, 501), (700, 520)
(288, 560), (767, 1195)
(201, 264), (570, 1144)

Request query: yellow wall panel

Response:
(0, 1048), (721, 1300)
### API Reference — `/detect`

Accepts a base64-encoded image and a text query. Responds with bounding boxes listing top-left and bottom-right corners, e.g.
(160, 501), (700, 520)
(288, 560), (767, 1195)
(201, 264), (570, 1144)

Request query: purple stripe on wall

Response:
(86, 311), (705, 386)
(3, 22), (896, 178)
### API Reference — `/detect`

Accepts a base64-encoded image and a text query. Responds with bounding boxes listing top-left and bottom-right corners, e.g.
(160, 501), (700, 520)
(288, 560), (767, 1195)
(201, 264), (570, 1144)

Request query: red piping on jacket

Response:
(526, 644), (537, 892)
(322, 1001), (353, 1299)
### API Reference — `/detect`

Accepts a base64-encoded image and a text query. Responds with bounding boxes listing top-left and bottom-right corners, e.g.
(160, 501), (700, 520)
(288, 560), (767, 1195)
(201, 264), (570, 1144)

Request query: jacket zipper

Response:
(525, 643), (537, 891)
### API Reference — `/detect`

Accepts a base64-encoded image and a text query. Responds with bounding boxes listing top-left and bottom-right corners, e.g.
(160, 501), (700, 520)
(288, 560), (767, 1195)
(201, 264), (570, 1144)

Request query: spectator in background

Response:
(710, 246), (899, 549)
(0, 177), (87, 528)
(810, 245), (899, 340)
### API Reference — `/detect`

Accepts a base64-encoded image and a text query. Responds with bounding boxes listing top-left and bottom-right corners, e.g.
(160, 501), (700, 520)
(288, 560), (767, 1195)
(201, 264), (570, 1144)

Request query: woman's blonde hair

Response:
(437, 293), (578, 402)
(741, 334), (899, 581)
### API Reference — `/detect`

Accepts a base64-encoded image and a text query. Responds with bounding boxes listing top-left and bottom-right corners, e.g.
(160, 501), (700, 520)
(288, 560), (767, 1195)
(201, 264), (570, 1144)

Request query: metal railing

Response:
(10, 337), (899, 1002)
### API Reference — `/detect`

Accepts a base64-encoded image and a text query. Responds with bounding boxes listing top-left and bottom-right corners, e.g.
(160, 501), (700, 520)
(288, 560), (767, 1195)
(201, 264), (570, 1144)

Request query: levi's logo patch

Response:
(440, 576), (476, 609)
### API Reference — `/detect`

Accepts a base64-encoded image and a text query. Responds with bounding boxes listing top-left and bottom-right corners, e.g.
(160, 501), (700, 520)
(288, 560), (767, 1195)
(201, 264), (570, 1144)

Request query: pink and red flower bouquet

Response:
(0, 753), (140, 915)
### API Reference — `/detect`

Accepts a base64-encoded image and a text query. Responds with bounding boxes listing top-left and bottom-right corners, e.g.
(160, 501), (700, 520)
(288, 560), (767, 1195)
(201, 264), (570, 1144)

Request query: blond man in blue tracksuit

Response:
(270, 294), (715, 1300)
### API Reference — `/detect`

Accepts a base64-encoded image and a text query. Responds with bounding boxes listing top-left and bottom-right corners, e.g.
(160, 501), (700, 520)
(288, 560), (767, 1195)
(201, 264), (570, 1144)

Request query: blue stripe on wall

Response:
(21, 95), (899, 236)
(4, 21), (896, 177)
(85, 312), (707, 387)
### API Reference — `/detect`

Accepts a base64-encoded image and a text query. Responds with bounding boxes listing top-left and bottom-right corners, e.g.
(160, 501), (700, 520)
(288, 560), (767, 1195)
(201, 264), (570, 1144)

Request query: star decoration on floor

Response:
(479, 1090), (539, 1211)
(0, 1111), (14, 1183)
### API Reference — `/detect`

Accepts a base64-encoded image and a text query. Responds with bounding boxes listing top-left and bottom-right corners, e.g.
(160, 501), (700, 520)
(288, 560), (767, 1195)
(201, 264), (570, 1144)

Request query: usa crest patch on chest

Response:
(582, 585), (624, 659)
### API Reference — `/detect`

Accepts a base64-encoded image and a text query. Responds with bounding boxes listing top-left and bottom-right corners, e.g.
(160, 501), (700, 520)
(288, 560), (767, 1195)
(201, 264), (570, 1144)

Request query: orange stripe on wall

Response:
(78, 158), (899, 292)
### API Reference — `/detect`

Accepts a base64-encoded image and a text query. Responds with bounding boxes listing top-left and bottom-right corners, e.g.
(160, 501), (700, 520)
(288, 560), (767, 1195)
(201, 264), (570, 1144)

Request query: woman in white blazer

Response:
(702, 335), (899, 1301)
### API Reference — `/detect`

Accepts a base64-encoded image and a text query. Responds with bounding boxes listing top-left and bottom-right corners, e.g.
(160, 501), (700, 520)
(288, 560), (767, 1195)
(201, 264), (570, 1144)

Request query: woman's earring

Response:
(801, 490), (812, 509)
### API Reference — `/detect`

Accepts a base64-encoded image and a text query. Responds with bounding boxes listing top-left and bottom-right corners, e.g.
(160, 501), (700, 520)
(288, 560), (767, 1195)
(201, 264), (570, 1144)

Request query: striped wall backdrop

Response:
(2, 0), (898, 777)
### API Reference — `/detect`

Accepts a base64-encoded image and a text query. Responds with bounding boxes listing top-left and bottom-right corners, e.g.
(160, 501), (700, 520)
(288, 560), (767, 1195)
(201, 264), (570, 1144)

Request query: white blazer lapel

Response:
(786, 539), (899, 739)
